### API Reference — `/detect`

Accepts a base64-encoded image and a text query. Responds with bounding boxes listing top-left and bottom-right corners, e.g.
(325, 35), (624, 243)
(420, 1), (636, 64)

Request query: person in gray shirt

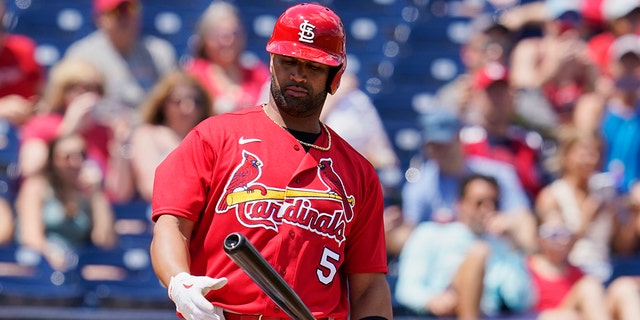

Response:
(65, 0), (176, 109)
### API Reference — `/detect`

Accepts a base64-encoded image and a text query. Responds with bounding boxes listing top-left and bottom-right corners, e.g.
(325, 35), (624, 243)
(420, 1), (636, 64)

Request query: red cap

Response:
(474, 63), (509, 89)
(94, 0), (134, 13)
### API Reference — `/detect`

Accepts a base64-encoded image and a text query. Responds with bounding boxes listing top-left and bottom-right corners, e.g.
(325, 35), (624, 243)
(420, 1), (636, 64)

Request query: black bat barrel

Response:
(223, 232), (315, 320)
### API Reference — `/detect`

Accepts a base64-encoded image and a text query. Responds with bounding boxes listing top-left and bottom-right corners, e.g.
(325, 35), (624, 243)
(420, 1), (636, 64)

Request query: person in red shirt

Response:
(19, 58), (134, 202)
(0, 1), (44, 243)
(463, 62), (544, 200)
(528, 218), (640, 320)
(185, 1), (269, 114)
(0, 1), (44, 126)
(587, 0), (640, 78)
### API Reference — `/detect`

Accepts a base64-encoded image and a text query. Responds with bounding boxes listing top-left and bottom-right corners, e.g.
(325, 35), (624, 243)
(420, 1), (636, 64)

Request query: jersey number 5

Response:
(317, 247), (340, 285)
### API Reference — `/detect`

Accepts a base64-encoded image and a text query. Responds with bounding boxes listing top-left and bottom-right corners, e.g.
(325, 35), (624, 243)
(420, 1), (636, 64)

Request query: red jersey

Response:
(152, 106), (388, 319)
(0, 34), (43, 99)
(527, 256), (584, 311)
(461, 126), (542, 199)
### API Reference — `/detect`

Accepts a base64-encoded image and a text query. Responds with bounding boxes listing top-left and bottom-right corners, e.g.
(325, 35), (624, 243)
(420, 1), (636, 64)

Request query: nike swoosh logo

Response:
(239, 137), (261, 145)
(183, 284), (194, 289)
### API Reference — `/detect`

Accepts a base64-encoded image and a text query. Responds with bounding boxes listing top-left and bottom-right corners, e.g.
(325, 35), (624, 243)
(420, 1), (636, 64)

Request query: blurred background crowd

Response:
(3, 0), (640, 319)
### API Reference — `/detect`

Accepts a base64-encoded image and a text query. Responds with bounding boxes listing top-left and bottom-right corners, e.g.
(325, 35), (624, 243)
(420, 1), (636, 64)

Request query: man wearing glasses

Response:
(395, 173), (533, 319)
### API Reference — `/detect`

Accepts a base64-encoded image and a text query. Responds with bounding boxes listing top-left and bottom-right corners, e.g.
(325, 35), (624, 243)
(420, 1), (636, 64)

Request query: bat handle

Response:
(223, 232), (316, 320)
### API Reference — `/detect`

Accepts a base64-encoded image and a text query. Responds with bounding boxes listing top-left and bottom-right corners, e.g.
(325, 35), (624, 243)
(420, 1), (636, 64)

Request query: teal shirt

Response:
(395, 221), (533, 316)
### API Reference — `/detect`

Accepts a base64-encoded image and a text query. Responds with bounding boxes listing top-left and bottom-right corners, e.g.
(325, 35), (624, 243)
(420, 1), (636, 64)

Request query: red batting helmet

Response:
(266, 3), (347, 94)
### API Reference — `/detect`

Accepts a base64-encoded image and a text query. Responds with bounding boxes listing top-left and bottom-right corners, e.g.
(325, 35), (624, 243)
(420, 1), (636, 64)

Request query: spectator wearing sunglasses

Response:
(186, 1), (269, 114)
(535, 125), (638, 283)
(15, 134), (117, 271)
(129, 71), (213, 203)
(64, 0), (177, 109)
(395, 173), (533, 319)
(527, 217), (640, 320)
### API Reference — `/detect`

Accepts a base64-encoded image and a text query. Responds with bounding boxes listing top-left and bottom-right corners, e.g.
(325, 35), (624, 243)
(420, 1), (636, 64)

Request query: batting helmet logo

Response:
(267, 3), (347, 94)
(298, 20), (316, 44)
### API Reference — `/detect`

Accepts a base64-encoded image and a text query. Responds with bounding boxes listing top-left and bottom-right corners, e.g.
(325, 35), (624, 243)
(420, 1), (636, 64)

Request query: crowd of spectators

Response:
(3, 0), (640, 319)
(389, 0), (640, 319)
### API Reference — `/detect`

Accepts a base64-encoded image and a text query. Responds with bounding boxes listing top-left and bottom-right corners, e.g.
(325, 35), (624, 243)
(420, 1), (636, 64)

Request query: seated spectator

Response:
(528, 217), (640, 320)
(395, 173), (533, 319)
(0, 1), (44, 233)
(510, 0), (600, 127)
(64, 0), (176, 109)
(321, 72), (401, 190)
(535, 125), (637, 282)
(387, 108), (536, 256)
(587, 0), (640, 78)
(597, 35), (640, 193)
(462, 62), (545, 200)
(129, 71), (213, 202)
(15, 134), (116, 271)
(0, 0), (43, 126)
(185, 1), (269, 113)
(437, 12), (515, 125)
(19, 58), (134, 202)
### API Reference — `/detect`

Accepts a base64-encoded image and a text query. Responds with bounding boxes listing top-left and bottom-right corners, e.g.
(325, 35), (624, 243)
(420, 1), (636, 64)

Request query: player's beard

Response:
(270, 77), (327, 118)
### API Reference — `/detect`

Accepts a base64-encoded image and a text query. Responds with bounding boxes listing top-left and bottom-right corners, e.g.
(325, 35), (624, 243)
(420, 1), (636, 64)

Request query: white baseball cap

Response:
(602, 0), (640, 21)
(609, 34), (640, 61)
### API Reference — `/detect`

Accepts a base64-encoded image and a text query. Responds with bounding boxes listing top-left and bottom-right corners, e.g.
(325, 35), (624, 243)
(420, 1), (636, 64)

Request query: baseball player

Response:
(150, 3), (392, 320)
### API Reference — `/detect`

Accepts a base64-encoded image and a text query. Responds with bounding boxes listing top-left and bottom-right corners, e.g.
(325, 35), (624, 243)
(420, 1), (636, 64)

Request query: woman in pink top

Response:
(19, 58), (134, 202)
(185, 1), (269, 114)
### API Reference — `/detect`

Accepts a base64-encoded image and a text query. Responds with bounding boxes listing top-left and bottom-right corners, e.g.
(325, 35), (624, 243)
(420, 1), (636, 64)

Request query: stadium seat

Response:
(0, 243), (85, 307)
(76, 245), (171, 309)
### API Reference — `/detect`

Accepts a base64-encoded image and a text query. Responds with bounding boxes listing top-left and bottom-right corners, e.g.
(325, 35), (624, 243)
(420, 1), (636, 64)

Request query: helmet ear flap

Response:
(327, 65), (344, 94)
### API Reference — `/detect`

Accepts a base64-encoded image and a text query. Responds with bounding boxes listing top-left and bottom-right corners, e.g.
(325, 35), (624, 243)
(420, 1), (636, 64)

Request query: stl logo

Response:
(298, 20), (316, 43)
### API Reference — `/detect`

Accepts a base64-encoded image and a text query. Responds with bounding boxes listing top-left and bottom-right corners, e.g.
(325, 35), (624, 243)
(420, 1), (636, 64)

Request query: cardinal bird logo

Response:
(217, 150), (267, 211)
(318, 158), (355, 221)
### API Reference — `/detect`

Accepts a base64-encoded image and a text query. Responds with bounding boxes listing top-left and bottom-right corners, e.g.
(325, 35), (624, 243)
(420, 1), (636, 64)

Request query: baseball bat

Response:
(223, 232), (315, 320)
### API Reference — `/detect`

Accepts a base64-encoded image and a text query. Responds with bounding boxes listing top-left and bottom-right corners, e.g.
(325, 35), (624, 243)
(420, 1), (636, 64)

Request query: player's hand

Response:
(168, 272), (228, 320)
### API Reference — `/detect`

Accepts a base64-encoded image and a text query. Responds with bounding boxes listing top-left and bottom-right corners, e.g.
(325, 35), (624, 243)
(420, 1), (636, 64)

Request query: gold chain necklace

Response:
(262, 104), (331, 151)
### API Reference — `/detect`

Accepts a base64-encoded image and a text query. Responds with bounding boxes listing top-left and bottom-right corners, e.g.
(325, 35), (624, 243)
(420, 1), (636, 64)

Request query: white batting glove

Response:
(168, 272), (228, 320)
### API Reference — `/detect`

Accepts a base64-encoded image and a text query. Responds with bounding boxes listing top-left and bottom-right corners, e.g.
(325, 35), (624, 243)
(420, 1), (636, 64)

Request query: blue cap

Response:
(419, 109), (462, 144)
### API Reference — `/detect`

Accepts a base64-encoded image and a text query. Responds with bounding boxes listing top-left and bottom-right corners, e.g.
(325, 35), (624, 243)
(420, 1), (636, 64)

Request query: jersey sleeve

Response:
(151, 126), (215, 222)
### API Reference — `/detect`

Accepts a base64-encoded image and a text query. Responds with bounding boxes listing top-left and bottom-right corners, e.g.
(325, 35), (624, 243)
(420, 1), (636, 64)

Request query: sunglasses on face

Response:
(539, 225), (573, 243)
(473, 198), (499, 210)
(65, 82), (103, 95)
(56, 150), (87, 162)
(167, 95), (205, 106)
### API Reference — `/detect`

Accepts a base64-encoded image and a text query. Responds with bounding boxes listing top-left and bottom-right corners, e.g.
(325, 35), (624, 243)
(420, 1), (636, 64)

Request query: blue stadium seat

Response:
(76, 245), (171, 309)
(111, 199), (153, 250)
(607, 254), (640, 286)
(0, 243), (85, 306)
(0, 121), (21, 202)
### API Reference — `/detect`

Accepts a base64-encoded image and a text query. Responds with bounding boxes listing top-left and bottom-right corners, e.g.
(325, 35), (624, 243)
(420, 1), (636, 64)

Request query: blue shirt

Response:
(395, 221), (533, 316)
(601, 105), (640, 193)
(402, 156), (531, 224)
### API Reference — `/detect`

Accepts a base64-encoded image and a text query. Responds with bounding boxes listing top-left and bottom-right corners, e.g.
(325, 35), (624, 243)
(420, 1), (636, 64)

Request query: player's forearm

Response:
(150, 215), (193, 287)
(348, 273), (393, 320)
